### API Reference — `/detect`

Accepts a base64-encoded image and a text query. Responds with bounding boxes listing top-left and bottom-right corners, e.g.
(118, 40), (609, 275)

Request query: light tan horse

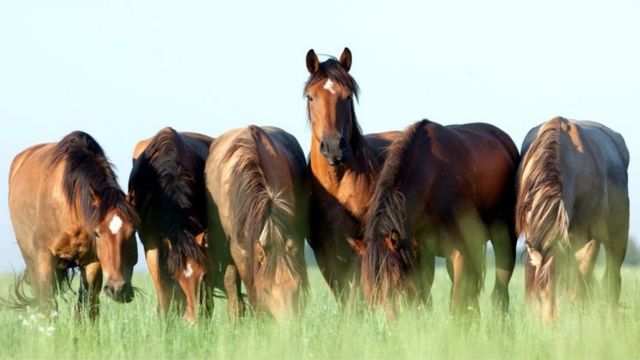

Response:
(128, 127), (213, 323)
(304, 48), (401, 303)
(8, 131), (139, 320)
(205, 125), (308, 323)
(517, 117), (629, 322)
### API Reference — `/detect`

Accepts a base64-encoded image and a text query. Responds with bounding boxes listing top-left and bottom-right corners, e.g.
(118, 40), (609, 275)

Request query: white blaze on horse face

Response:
(184, 263), (193, 278)
(323, 79), (336, 95)
(109, 214), (123, 235)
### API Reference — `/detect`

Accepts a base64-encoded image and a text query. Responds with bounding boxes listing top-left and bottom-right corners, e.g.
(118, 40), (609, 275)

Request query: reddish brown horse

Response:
(128, 127), (213, 323)
(517, 117), (629, 322)
(305, 48), (401, 303)
(361, 119), (519, 317)
(205, 125), (308, 323)
(8, 131), (139, 320)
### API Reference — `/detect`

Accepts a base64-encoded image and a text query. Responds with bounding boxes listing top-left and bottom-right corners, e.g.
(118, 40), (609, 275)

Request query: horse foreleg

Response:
(489, 221), (516, 313)
(449, 248), (480, 318)
(145, 248), (171, 317)
(603, 239), (626, 313)
(224, 264), (244, 322)
(76, 262), (102, 322)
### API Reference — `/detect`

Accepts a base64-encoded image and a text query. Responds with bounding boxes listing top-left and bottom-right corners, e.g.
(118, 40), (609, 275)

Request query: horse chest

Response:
(51, 230), (94, 265)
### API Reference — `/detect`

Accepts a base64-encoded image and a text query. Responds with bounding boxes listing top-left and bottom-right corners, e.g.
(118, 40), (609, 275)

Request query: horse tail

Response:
(224, 126), (295, 302)
(516, 117), (570, 286)
(361, 120), (429, 303)
(0, 272), (38, 310)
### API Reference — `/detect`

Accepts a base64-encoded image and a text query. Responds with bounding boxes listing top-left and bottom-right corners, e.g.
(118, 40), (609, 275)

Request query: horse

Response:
(360, 119), (519, 318)
(8, 131), (139, 320)
(516, 117), (629, 322)
(128, 127), (213, 323)
(205, 125), (308, 323)
(304, 47), (402, 303)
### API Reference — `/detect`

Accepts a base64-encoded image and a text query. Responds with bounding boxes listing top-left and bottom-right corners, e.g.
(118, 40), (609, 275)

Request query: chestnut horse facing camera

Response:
(361, 120), (519, 318)
(517, 117), (629, 322)
(8, 131), (139, 320)
(205, 125), (309, 323)
(128, 127), (213, 323)
(305, 47), (401, 303)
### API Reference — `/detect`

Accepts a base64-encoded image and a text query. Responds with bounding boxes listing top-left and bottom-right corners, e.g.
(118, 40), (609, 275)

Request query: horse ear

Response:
(195, 230), (208, 248)
(384, 230), (400, 252)
(348, 238), (367, 255)
(306, 49), (319, 74)
(527, 246), (543, 269)
(339, 47), (352, 72)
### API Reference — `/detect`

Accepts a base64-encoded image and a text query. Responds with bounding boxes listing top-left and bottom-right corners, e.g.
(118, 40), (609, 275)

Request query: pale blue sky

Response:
(1, 0), (638, 271)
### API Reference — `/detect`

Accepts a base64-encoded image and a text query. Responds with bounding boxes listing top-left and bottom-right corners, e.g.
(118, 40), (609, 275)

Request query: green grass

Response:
(0, 265), (639, 359)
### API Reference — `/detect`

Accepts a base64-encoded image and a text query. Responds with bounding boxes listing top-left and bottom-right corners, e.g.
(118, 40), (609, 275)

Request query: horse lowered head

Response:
(93, 207), (138, 303)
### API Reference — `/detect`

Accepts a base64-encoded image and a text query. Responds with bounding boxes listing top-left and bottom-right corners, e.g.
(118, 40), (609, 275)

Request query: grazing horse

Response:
(361, 119), (519, 317)
(8, 131), (139, 320)
(205, 125), (308, 323)
(304, 47), (401, 303)
(128, 127), (213, 323)
(517, 117), (629, 322)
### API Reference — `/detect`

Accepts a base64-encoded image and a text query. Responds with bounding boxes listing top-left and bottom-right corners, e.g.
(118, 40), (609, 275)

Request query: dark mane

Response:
(128, 127), (207, 275)
(516, 117), (569, 287)
(361, 120), (429, 300)
(223, 126), (299, 302)
(52, 131), (137, 232)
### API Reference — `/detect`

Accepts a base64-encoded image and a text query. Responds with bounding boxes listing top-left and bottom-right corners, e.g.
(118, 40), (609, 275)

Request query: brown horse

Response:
(517, 117), (629, 322)
(8, 131), (139, 320)
(128, 127), (213, 323)
(304, 48), (401, 303)
(361, 119), (519, 317)
(205, 125), (308, 323)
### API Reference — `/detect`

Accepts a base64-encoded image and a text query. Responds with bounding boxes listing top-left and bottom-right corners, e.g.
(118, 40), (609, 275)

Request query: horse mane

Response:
(516, 117), (570, 287)
(51, 131), (137, 232)
(128, 127), (207, 275)
(361, 120), (429, 301)
(223, 126), (298, 302)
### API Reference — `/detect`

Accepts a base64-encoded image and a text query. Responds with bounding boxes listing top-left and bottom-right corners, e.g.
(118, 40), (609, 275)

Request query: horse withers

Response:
(361, 119), (519, 318)
(8, 131), (139, 320)
(128, 128), (213, 323)
(304, 48), (401, 304)
(517, 117), (629, 322)
(205, 125), (308, 323)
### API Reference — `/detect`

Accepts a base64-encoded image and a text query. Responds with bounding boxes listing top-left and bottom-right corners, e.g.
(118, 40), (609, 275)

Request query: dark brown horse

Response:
(517, 117), (629, 322)
(304, 48), (401, 303)
(128, 127), (213, 323)
(361, 119), (519, 317)
(205, 125), (308, 323)
(8, 131), (139, 320)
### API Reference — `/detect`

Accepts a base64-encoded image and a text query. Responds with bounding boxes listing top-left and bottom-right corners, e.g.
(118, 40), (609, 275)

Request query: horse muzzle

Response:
(104, 280), (134, 303)
(320, 137), (350, 166)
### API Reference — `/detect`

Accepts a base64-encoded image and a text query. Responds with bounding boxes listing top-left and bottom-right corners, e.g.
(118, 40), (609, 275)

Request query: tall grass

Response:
(0, 265), (638, 359)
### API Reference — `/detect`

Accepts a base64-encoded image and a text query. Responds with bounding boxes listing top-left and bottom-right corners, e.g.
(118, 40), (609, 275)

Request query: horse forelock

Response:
(52, 131), (136, 231)
(304, 58), (359, 100)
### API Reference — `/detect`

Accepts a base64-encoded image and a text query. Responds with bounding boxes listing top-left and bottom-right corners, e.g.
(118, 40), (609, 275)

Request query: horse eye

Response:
(306, 95), (313, 102)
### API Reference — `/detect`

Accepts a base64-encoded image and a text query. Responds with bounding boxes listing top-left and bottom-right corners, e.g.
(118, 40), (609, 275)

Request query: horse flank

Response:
(516, 118), (570, 279)
(51, 131), (138, 233)
(129, 128), (206, 275)
(223, 126), (296, 300)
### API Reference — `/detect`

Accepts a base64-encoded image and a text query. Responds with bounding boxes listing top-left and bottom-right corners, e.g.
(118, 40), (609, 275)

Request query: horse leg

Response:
(145, 247), (171, 317)
(33, 251), (57, 311)
(489, 221), (515, 313)
(224, 264), (244, 322)
(76, 262), (102, 322)
(573, 238), (599, 303)
(603, 236), (626, 314)
(419, 251), (435, 309)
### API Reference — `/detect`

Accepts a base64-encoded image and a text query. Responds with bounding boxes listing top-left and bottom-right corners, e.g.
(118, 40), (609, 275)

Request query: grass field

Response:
(0, 264), (639, 359)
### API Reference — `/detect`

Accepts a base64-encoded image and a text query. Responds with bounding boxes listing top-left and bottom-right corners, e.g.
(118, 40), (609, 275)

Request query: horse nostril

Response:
(103, 284), (113, 297)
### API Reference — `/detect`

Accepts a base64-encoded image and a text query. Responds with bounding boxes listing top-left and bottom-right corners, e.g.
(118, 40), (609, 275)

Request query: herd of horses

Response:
(6, 48), (629, 324)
